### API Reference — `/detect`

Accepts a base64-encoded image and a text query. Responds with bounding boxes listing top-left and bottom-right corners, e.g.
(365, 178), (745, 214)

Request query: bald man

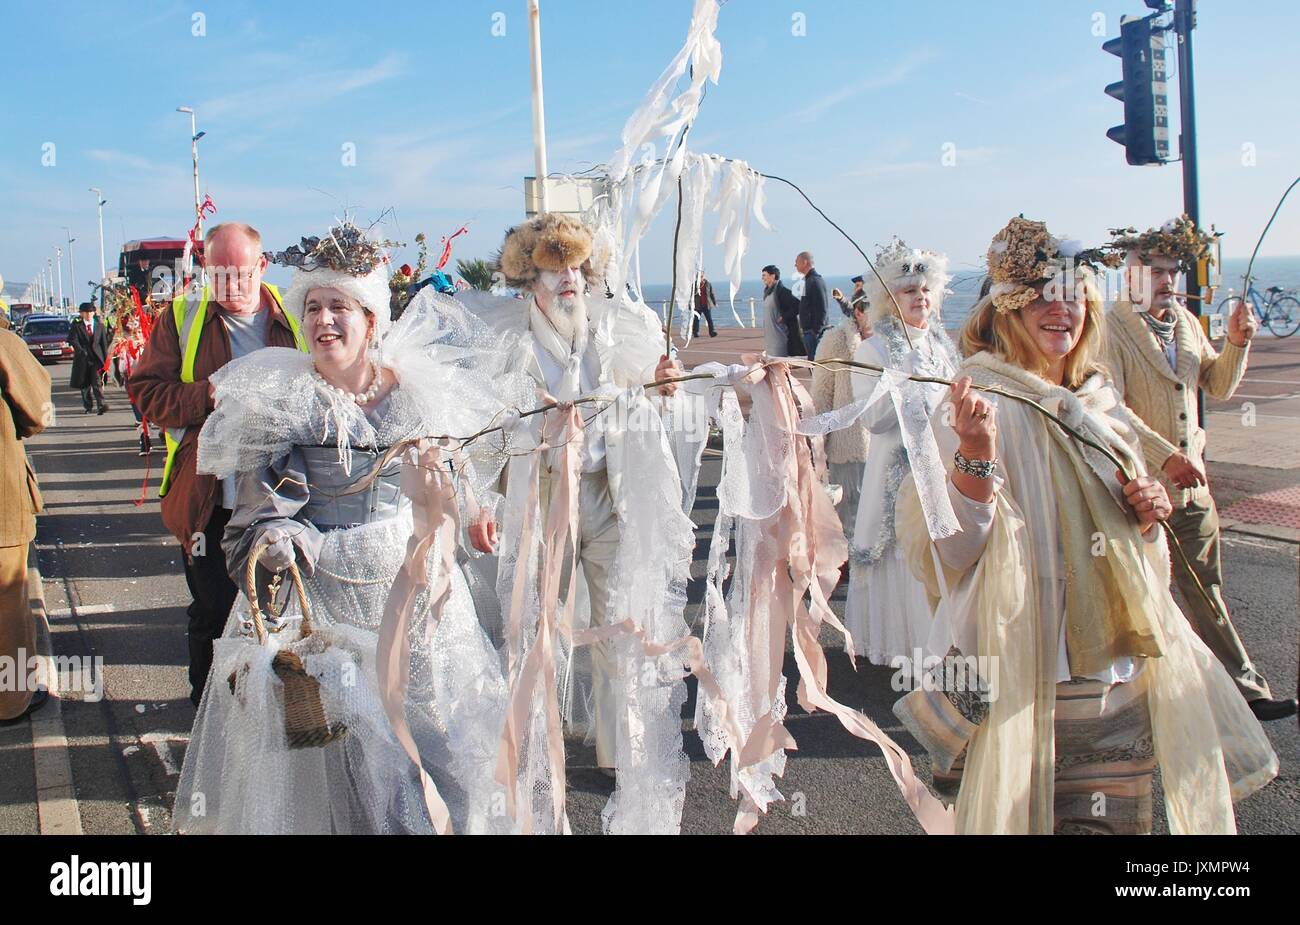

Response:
(133, 223), (307, 705)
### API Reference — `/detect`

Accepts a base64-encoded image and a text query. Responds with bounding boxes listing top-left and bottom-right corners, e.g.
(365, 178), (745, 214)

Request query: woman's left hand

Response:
(1117, 471), (1172, 531)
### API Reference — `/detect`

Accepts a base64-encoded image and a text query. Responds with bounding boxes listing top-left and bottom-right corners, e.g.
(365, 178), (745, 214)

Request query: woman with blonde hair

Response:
(893, 217), (1277, 834)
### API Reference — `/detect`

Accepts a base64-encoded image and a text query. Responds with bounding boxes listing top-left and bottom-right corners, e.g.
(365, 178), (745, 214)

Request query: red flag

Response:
(435, 225), (469, 270)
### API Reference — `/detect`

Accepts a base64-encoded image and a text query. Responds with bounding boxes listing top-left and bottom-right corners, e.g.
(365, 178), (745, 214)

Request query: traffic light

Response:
(1103, 15), (1170, 165)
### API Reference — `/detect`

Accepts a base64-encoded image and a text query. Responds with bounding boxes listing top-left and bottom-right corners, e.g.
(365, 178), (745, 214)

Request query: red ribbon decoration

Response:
(435, 225), (469, 271)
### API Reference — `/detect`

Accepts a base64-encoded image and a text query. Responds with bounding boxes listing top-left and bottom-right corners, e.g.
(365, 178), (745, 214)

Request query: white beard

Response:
(542, 293), (589, 351)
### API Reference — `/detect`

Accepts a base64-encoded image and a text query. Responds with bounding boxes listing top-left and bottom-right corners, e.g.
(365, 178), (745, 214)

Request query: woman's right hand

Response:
(949, 377), (997, 460)
(257, 526), (296, 573)
(1117, 471), (1172, 532)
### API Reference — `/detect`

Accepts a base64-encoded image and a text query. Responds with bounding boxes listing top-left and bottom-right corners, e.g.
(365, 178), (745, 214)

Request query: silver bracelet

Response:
(954, 450), (997, 479)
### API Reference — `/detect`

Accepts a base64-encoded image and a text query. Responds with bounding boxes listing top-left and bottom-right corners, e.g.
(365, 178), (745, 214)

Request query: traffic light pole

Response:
(1176, 0), (1200, 307)
(1173, 0), (1205, 426)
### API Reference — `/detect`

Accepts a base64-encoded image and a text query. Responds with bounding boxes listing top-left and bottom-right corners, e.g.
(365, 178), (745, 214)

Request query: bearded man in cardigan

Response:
(1102, 218), (1295, 722)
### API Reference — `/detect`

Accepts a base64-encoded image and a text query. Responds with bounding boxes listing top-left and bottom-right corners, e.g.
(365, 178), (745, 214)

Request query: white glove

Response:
(256, 526), (296, 573)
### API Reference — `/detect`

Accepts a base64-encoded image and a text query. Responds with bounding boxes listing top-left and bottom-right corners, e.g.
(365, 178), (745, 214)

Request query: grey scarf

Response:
(1141, 309), (1178, 371)
(1142, 309), (1176, 347)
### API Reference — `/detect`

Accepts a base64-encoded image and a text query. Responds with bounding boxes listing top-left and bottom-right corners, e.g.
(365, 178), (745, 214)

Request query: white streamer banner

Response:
(797, 366), (959, 543)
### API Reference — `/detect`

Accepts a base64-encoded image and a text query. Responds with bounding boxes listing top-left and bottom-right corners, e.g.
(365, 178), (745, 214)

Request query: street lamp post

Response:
(63, 227), (77, 305)
(527, 0), (550, 215)
(90, 187), (107, 283)
(46, 258), (54, 309)
(55, 246), (64, 309)
(176, 107), (204, 229)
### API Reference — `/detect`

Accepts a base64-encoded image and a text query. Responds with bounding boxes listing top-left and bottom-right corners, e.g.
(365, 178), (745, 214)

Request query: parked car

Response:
(21, 314), (75, 364)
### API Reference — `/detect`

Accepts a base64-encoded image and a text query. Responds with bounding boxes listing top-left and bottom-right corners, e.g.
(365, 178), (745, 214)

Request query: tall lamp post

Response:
(176, 108), (205, 223)
(63, 227), (77, 305)
(527, 0), (549, 215)
(55, 246), (64, 309)
(46, 258), (54, 309)
(90, 187), (107, 284)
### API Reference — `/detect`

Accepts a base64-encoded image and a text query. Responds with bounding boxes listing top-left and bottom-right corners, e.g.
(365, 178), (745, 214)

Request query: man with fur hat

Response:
(133, 222), (308, 706)
(478, 212), (681, 772)
(1103, 217), (1295, 721)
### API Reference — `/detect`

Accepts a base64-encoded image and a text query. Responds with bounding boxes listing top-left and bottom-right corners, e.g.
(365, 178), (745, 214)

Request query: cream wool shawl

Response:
(898, 351), (1277, 834)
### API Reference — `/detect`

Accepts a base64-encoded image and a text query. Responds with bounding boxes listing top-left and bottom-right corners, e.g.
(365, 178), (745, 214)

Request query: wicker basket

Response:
(228, 540), (348, 750)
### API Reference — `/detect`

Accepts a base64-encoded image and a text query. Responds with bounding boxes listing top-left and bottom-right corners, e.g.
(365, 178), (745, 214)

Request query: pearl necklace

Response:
(314, 360), (382, 405)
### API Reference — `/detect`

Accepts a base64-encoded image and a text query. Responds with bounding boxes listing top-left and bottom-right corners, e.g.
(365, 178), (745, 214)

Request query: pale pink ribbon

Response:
(727, 362), (954, 835)
(493, 399), (751, 834)
(495, 404), (583, 833)
(375, 439), (459, 835)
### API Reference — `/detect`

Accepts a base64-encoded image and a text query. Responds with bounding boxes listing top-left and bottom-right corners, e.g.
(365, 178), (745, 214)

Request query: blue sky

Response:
(3, 0), (1298, 302)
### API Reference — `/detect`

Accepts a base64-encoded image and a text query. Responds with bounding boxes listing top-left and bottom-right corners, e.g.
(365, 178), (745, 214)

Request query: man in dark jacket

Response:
(795, 251), (830, 358)
(761, 265), (805, 356)
(68, 302), (111, 414)
(133, 222), (307, 705)
(691, 271), (717, 337)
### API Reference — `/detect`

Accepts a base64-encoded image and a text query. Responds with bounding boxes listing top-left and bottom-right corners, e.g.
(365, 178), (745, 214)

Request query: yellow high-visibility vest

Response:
(158, 284), (306, 497)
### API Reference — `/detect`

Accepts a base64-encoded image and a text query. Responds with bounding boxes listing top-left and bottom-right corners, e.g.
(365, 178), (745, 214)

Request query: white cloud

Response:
(86, 149), (172, 173)
(198, 53), (408, 122)
(792, 49), (938, 121)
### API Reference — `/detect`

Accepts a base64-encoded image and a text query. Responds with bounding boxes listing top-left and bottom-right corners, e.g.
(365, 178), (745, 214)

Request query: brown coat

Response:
(132, 286), (301, 552)
(0, 328), (51, 547)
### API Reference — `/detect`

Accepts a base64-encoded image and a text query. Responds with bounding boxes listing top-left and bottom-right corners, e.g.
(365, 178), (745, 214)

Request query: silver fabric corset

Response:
(298, 445), (403, 529)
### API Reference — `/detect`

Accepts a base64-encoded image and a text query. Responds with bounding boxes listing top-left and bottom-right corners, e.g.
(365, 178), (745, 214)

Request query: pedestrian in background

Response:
(795, 250), (830, 358)
(832, 286), (852, 317)
(812, 296), (871, 544)
(761, 264), (804, 357)
(109, 311), (151, 456)
(0, 326), (51, 723)
(692, 270), (718, 338)
(69, 302), (110, 414)
(849, 275), (868, 313)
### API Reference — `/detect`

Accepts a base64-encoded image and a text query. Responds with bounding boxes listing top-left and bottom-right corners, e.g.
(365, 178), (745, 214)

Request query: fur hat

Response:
(271, 221), (397, 341)
(494, 213), (599, 291)
(864, 238), (951, 325)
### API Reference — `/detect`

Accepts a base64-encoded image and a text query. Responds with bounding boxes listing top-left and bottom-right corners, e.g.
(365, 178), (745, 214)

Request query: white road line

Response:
(26, 562), (83, 835)
(46, 602), (115, 619)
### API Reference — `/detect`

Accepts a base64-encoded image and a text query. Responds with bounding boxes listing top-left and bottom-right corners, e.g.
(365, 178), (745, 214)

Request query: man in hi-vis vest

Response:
(133, 223), (307, 705)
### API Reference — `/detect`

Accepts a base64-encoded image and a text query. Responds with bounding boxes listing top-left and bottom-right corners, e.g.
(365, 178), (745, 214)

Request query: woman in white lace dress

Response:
(845, 242), (959, 665)
(173, 223), (529, 834)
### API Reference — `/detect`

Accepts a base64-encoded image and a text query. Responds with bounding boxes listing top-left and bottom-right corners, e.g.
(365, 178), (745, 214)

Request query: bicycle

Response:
(1216, 280), (1300, 337)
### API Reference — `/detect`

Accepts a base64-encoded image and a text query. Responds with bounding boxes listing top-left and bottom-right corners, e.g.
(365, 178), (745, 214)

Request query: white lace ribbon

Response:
(799, 365), (959, 542)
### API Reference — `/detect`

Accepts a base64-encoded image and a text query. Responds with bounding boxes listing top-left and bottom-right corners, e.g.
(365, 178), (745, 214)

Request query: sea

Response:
(7, 256), (1298, 334)
(634, 255), (1300, 336)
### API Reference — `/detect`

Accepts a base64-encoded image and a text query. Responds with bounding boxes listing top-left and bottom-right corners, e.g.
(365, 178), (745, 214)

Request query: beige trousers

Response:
(1168, 496), (1272, 701)
(0, 544), (36, 720)
(540, 467), (622, 768)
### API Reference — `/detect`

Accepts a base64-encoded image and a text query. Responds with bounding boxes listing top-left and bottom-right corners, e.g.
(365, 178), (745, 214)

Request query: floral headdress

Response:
(1109, 215), (1214, 272)
(273, 220), (403, 341)
(267, 220), (402, 277)
(985, 216), (1121, 314)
